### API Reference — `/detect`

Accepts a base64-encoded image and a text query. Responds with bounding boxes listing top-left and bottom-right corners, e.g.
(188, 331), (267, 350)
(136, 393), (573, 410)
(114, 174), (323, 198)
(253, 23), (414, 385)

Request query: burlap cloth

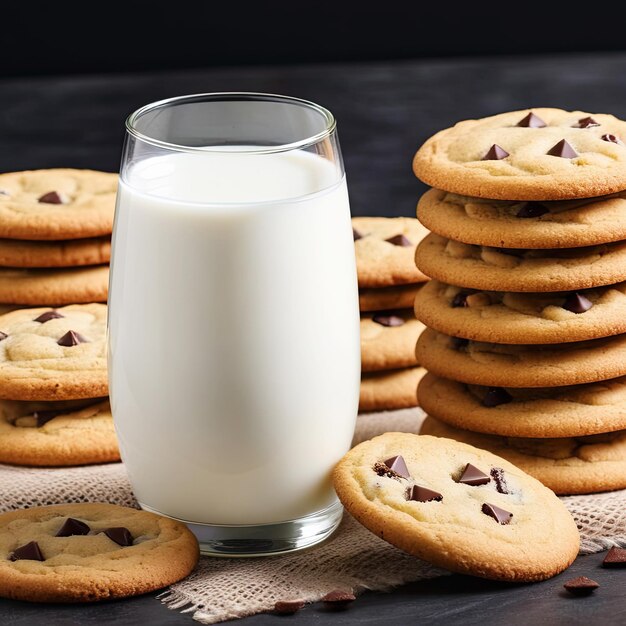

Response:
(2, 408), (626, 623)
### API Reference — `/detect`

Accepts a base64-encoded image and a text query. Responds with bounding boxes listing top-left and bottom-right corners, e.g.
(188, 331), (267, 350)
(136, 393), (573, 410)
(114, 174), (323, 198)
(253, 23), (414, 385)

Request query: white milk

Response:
(108, 149), (360, 525)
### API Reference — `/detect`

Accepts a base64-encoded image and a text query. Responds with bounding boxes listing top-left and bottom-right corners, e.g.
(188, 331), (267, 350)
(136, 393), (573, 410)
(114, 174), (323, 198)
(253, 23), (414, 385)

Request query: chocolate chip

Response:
(353, 228), (363, 241)
(38, 191), (65, 204)
(321, 589), (356, 609)
(482, 144), (509, 160)
(481, 502), (513, 526)
(451, 292), (469, 308)
(383, 455), (411, 479)
(274, 599), (306, 614)
(516, 202), (549, 218)
(0, 331), (7, 341)
(34, 310), (65, 323)
(9, 541), (44, 561)
(372, 314), (405, 327)
(385, 234), (412, 247)
(482, 387), (512, 408)
(563, 576), (599, 596)
(56, 517), (91, 537)
(103, 527), (134, 546)
(603, 546), (626, 567)
(517, 112), (547, 128)
(547, 139), (578, 158)
(406, 485), (443, 502)
(0, 190), (9, 196)
(33, 400), (100, 427)
(499, 248), (526, 258)
(482, 503), (513, 524)
(57, 330), (89, 347)
(450, 336), (469, 350)
(33, 409), (63, 427)
(562, 292), (593, 314)
(459, 463), (491, 486)
(490, 467), (509, 494)
(575, 117), (600, 129)
(602, 134), (623, 145)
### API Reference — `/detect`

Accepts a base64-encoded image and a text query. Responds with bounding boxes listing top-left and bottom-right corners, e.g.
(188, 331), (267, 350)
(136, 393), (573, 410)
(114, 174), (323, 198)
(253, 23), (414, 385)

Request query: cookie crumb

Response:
(563, 576), (599, 596)
(274, 599), (305, 614)
(321, 589), (356, 610)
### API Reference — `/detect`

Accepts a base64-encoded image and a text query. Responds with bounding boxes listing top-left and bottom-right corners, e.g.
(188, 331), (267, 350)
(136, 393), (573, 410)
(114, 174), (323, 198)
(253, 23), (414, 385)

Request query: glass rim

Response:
(125, 92), (337, 154)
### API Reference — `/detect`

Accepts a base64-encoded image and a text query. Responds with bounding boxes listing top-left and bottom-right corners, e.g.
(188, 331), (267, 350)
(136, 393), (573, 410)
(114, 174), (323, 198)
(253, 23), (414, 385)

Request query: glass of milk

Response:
(108, 93), (360, 556)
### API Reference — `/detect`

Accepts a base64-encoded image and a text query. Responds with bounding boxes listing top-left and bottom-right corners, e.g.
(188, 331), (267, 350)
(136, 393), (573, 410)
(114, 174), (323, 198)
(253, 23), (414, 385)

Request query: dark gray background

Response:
(0, 52), (625, 624)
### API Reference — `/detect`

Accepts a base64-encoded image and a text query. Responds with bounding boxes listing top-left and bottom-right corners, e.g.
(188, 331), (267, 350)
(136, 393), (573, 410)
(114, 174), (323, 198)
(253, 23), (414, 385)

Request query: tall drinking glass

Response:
(108, 93), (360, 556)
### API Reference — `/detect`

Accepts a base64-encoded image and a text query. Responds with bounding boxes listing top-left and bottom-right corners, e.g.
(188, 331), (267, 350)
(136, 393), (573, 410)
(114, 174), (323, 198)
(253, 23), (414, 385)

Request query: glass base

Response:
(138, 500), (344, 557)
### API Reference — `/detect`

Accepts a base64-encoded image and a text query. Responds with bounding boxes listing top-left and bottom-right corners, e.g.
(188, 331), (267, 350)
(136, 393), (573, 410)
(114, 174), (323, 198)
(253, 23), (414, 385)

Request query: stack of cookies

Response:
(411, 108), (626, 494)
(0, 169), (116, 309)
(0, 303), (118, 467)
(353, 217), (429, 412)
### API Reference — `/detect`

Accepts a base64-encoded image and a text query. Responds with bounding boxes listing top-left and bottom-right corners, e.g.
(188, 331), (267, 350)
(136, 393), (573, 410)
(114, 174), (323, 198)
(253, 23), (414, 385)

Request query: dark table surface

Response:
(1, 52), (626, 625)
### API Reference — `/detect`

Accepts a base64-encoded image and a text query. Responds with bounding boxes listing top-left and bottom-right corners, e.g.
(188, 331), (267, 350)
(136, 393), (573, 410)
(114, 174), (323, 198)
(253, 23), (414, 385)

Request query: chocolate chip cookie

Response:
(415, 328), (626, 388)
(0, 503), (198, 602)
(0, 398), (118, 466)
(0, 304), (108, 400)
(333, 432), (579, 581)
(415, 234), (626, 293)
(418, 372), (626, 438)
(421, 416), (626, 495)
(359, 367), (425, 413)
(353, 217), (429, 287)
(414, 280), (626, 344)
(0, 170), (117, 240)
(413, 109), (626, 200)
(417, 188), (626, 249)
(0, 266), (109, 305)
(361, 311), (424, 371)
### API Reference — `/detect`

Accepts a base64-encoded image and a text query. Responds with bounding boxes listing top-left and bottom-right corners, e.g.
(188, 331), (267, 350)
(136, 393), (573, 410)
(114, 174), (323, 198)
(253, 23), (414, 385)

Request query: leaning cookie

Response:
(418, 372), (626, 438)
(415, 234), (626, 293)
(413, 108), (626, 200)
(0, 266), (108, 305)
(0, 304), (108, 400)
(359, 367), (425, 413)
(0, 236), (111, 269)
(415, 328), (626, 388)
(417, 189), (626, 249)
(361, 311), (424, 371)
(421, 416), (626, 495)
(0, 169), (117, 240)
(414, 280), (626, 344)
(353, 217), (429, 288)
(333, 432), (579, 581)
(0, 503), (199, 602)
(0, 398), (118, 466)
